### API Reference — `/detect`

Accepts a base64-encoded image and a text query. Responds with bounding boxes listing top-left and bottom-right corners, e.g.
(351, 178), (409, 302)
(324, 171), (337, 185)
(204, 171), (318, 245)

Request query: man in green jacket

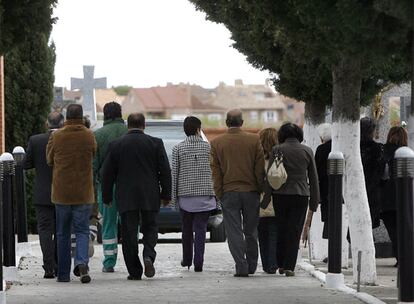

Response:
(93, 101), (128, 273)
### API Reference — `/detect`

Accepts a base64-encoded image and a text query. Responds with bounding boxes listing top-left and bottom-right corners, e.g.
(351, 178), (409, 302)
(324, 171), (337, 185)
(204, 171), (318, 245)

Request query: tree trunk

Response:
(303, 102), (329, 261)
(331, 57), (377, 285)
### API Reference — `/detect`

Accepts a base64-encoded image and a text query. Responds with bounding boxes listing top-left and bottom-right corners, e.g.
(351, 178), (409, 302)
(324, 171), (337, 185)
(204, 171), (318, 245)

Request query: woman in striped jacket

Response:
(171, 116), (216, 272)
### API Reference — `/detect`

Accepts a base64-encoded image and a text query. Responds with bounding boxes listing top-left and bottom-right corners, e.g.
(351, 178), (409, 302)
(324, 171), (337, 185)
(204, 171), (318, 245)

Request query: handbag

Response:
(267, 149), (288, 190)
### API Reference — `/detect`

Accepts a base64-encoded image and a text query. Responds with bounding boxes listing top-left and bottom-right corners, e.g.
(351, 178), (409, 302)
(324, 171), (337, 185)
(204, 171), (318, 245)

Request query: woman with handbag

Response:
(262, 123), (320, 276)
(258, 128), (278, 274)
(171, 116), (216, 272)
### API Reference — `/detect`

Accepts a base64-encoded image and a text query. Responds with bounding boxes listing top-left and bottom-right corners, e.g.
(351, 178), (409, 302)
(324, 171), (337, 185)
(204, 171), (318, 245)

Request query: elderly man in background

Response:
(47, 104), (97, 284)
(24, 112), (64, 279)
(210, 109), (265, 277)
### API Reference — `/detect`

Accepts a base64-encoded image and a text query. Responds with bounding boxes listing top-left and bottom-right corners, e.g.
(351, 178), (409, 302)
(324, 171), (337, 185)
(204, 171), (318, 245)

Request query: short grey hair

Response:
(317, 123), (332, 142)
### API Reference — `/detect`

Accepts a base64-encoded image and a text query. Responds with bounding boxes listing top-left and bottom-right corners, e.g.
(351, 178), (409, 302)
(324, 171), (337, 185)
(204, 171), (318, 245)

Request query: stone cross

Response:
(71, 66), (107, 121)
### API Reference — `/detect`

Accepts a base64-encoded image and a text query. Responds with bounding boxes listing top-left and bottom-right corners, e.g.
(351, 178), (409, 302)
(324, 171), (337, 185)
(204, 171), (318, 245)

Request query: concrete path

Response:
(8, 235), (363, 304)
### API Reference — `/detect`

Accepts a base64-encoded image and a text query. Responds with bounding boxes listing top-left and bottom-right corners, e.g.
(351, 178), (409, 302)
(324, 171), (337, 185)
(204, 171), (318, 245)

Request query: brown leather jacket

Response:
(46, 119), (97, 205)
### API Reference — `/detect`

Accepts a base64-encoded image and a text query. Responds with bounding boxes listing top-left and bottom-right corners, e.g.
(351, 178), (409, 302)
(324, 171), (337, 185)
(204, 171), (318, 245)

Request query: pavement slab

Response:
(7, 235), (364, 304)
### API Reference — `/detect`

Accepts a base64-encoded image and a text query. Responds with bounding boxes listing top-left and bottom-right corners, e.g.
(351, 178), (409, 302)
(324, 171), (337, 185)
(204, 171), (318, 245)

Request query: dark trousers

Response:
(258, 217), (278, 273)
(180, 210), (210, 268)
(273, 194), (308, 271)
(35, 205), (57, 272)
(221, 192), (259, 275)
(381, 211), (398, 260)
(120, 210), (158, 278)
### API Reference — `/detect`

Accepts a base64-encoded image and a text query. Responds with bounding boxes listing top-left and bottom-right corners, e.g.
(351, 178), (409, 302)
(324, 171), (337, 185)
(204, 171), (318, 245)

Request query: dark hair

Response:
(103, 101), (122, 120)
(387, 126), (408, 147)
(127, 113), (145, 129)
(278, 122), (303, 143)
(183, 116), (202, 136)
(226, 109), (243, 127)
(360, 117), (376, 142)
(47, 112), (64, 129)
(66, 104), (83, 120)
(83, 116), (91, 129)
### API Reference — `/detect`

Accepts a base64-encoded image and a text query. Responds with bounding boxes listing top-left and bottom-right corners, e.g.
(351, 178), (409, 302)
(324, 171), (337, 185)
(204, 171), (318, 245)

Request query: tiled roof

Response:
(95, 89), (126, 113)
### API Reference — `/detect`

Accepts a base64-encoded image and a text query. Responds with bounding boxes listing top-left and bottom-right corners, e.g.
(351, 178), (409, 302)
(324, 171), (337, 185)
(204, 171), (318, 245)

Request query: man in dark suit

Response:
(102, 113), (171, 280)
(24, 112), (64, 278)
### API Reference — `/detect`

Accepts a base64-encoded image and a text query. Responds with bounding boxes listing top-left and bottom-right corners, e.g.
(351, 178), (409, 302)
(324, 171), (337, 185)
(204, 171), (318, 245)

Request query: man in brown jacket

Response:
(210, 109), (265, 277)
(47, 104), (97, 284)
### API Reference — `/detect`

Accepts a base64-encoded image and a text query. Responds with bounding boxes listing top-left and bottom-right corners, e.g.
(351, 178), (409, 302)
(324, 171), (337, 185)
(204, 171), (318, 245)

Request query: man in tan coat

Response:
(47, 104), (97, 284)
(210, 109), (265, 277)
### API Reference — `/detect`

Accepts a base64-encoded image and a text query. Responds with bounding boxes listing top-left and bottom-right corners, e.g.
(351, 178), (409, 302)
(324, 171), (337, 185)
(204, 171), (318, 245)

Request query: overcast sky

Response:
(51, 0), (270, 89)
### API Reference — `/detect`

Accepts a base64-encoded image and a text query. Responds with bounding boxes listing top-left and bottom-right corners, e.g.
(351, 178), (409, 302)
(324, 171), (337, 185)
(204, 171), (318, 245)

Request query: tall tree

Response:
(190, 0), (411, 284)
(0, 0), (56, 54)
(4, 34), (56, 232)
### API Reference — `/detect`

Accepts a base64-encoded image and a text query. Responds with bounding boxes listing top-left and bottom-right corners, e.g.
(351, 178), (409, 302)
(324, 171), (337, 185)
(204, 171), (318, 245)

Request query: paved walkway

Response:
(313, 258), (398, 304)
(8, 235), (364, 304)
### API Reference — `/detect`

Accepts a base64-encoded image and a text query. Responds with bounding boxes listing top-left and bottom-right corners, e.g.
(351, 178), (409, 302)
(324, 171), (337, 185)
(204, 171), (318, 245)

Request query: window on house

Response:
(208, 114), (221, 121)
(263, 111), (278, 122)
(254, 92), (265, 100)
(249, 111), (259, 121)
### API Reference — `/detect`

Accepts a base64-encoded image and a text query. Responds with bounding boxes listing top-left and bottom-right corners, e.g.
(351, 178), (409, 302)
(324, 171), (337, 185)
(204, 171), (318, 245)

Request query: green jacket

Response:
(93, 118), (128, 183)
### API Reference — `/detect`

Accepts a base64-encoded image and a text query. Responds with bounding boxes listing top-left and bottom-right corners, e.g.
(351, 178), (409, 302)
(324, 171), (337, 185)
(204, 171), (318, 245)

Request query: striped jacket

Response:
(171, 135), (215, 204)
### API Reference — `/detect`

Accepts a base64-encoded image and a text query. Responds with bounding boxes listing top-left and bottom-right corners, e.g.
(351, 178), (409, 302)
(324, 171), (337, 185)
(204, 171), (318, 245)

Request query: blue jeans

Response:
(56, 204), (92, 280)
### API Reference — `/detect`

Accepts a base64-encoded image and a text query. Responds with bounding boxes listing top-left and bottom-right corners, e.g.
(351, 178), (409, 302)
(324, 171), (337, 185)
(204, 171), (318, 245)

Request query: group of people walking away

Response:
(24, 100), (401, 284)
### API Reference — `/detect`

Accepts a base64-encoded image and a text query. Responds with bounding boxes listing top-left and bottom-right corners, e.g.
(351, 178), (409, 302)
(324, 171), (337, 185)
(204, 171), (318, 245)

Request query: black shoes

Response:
(44, 270), (55, 279)
(102, 266), (115, 273)
(194, 266), (203, 272)
(78, 264), (91, 284)
(144, 257), (155, 278)
(56, 277), (70, 283)
(127, 275), (142, 281)
(181, 260), (191, 270)
(234, 273), (249, 277)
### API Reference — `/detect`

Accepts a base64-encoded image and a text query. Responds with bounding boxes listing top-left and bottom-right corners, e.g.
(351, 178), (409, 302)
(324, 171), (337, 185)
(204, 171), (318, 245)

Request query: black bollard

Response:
(394, 147), (414, 303)
(325, 151), (344, 288)
(1, 153), (16, 267)
(13, 146), (28, 243)
(0, 161), (4, 291)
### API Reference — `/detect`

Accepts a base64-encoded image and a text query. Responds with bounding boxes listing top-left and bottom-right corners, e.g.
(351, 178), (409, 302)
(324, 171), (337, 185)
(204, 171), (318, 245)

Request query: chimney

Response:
(235, 79), (243, 86)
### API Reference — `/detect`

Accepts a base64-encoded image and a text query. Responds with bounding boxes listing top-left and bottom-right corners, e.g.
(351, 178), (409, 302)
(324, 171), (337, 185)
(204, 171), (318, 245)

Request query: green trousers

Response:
(97, 185), (119, 269)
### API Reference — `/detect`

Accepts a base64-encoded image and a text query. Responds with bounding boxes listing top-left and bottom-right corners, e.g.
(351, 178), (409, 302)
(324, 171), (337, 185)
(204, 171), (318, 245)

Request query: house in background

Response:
(123, 83), (226, 124)
(95, 88), (126, 119)
(212, 80), (287, 127)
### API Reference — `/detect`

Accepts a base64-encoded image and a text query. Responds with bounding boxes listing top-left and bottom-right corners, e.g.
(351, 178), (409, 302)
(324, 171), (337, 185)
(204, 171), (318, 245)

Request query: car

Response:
(97, 119), (226, 243)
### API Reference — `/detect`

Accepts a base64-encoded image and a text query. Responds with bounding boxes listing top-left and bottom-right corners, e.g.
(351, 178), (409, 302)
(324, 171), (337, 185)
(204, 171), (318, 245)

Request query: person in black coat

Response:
(360, 117), (384, 229)
(314, 123), (332, 240)
(102, 113), (172, 280)
(24, 112), (64, 278)
(381, 126), (407, 266)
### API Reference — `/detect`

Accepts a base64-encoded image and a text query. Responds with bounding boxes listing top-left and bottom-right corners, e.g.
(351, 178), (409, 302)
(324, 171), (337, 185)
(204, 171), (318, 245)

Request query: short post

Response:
(13, 146), (28, 243)
(325, 151), (345, 289)
(394, 147), (414, 303)
(0, 161), (5, 303)
(1, 152), (16, 267)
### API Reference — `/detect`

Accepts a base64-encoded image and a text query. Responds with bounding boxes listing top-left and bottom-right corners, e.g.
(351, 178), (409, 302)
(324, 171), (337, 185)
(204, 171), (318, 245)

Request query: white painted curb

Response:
(326, 273), (345, 289)
(298, 261), (387, 304)
(0, 291), (6, 304)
